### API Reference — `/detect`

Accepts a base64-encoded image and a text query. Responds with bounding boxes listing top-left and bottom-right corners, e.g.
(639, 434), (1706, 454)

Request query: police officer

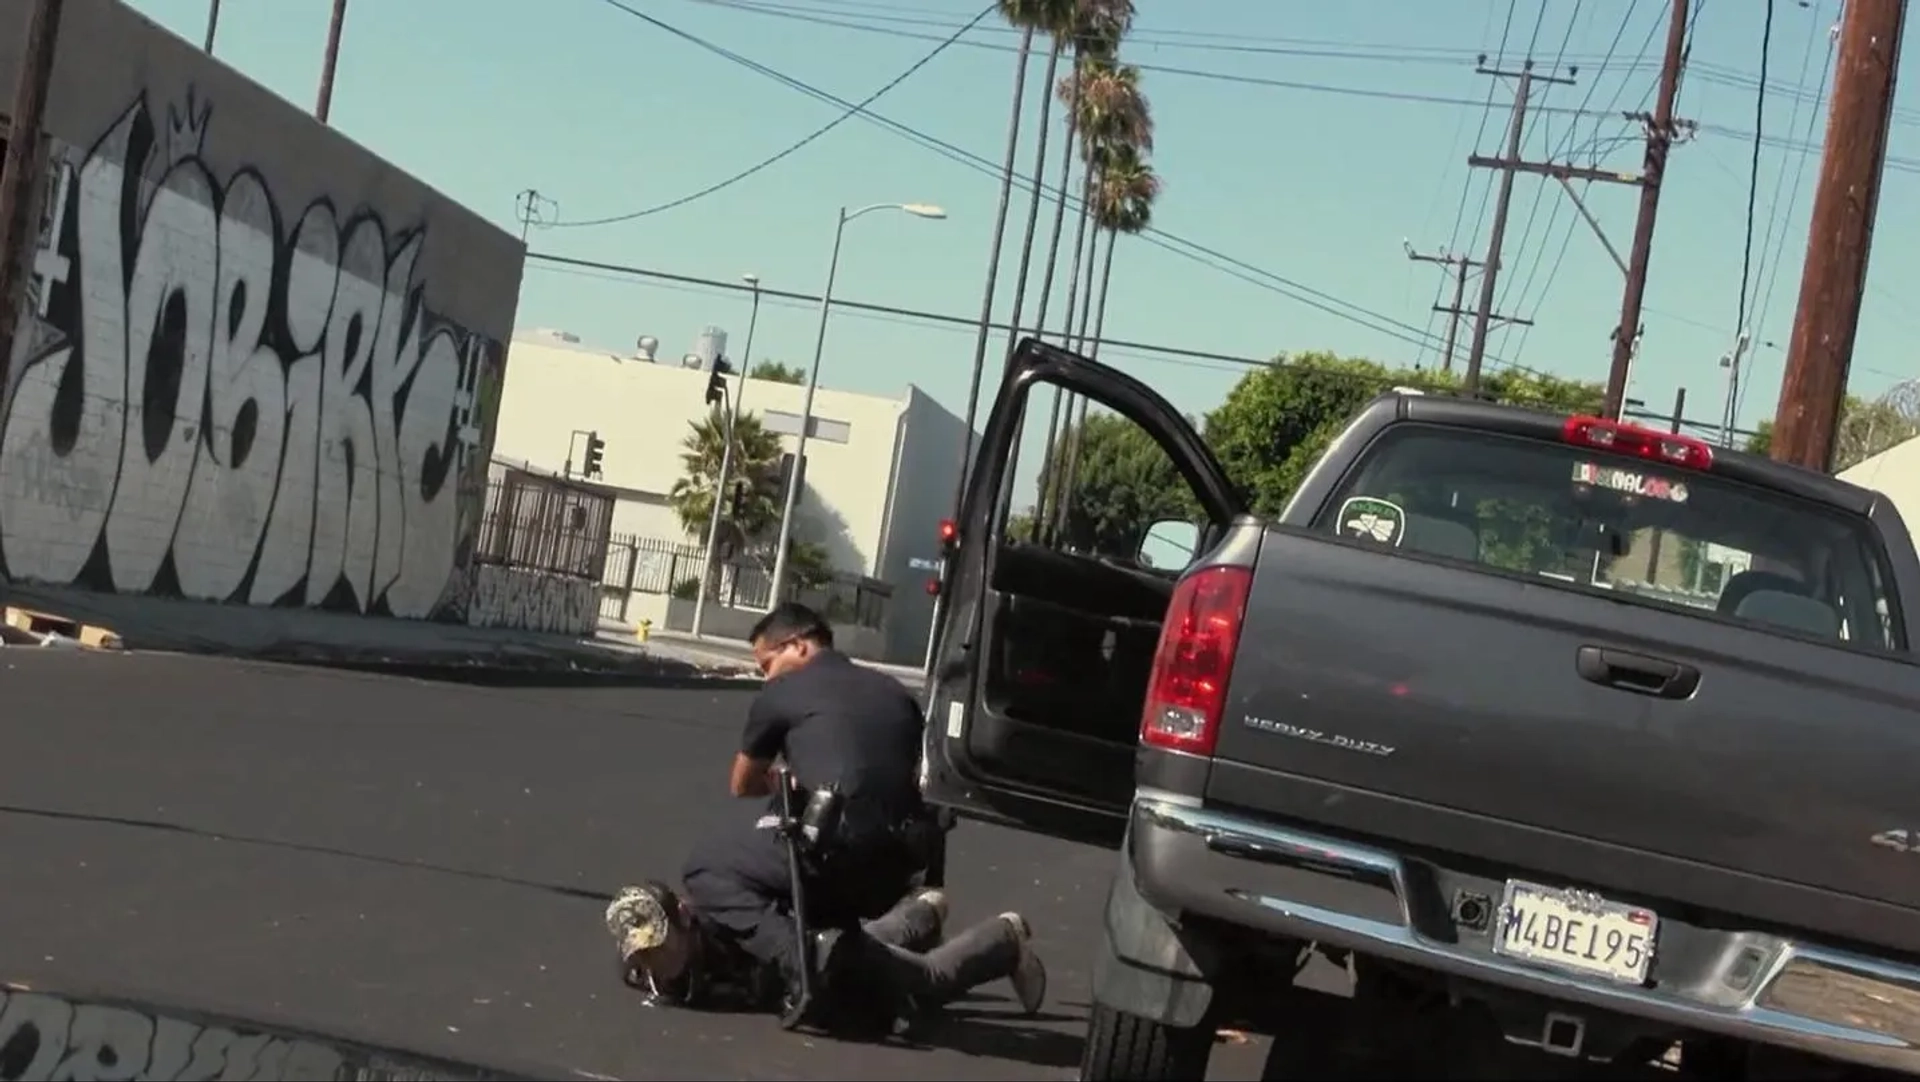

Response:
(672, 602), (1046, 1017)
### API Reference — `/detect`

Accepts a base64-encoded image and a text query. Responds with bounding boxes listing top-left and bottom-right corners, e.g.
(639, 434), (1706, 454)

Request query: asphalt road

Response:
(0, 650), (1276, 1080)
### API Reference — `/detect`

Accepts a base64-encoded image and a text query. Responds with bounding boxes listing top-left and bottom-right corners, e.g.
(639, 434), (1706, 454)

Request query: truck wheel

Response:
(1080, 1001), (1213, 1081)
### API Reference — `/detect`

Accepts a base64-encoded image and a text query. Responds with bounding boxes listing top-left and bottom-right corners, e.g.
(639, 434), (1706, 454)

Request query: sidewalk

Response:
(0, 582), (763, 686)
(606, 627), (927, 690)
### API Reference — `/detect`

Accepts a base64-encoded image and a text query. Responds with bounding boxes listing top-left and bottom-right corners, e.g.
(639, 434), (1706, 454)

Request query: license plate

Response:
(1493, 880), (1658, 986)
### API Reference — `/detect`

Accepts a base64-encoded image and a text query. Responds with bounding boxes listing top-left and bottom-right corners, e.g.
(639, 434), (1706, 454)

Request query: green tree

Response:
(1202, 354), (1602, 516)
(1744, 394), (1918, 472)
(1031, 411), (1197, 557)
(749, 360), (806, 385)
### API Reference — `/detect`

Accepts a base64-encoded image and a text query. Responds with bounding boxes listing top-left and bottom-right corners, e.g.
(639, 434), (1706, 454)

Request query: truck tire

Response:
(1080, 1001), (1213, 1081)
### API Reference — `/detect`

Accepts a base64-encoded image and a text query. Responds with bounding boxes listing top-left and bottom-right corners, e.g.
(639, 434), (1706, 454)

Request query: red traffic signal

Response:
(925, 578), (942, 597)
(937, 519), (958, 549)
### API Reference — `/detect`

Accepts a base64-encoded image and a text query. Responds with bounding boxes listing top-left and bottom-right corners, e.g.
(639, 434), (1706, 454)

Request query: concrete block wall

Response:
(0, 0), (590, 636)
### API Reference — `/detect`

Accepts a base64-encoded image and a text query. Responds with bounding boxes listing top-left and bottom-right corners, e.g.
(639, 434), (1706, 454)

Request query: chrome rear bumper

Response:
(1129, 795), (1920, 1073)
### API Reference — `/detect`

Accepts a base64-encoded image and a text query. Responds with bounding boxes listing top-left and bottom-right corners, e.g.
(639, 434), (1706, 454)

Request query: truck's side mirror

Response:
(1138, 518), (1201, 571)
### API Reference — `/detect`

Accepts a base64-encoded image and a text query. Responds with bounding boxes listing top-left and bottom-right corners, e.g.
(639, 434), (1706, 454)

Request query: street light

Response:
(692, 274), (764, 638)
(768, 203), (945, 608)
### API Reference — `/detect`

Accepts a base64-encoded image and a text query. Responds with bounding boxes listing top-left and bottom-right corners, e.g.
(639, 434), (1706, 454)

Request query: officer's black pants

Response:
(681, 809), (1022, 1004)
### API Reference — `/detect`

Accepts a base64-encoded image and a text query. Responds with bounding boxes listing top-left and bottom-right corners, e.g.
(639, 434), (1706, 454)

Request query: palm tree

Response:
(1004, 0), (1133, 531)
(955, 0), (1077, 516)
(1087, 143), (1160, 364)
(1038, 58), (1151, 537)
(667, 407), (783, 589)
(1047, 143), (1160, 539)
(1026, 2), (1132, 354)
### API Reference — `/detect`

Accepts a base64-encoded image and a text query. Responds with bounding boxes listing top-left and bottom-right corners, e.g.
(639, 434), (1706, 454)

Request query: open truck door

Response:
(920, 338), (1245, 847)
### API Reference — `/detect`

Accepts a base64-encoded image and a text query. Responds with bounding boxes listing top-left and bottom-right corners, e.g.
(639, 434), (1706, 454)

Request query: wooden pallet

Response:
(2, 606), (123, 650)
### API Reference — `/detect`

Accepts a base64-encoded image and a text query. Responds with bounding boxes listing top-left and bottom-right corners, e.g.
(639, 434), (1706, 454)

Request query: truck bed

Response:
(1207, 527), (1920, 956)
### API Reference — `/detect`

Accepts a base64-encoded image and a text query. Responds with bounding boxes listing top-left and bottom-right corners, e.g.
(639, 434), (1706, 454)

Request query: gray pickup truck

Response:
(922, 339), (1920, 1080)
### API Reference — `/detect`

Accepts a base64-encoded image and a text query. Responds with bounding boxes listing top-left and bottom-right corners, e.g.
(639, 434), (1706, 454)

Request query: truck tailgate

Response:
(1211, 528), (1920, 920)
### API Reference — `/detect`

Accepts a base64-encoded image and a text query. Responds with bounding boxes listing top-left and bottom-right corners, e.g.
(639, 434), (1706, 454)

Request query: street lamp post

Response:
(692, 274), (763, 638)
(768, 202), (945, 608)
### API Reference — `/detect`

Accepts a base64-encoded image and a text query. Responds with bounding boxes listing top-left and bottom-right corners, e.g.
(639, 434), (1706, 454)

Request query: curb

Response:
(225, 644), (766, 690)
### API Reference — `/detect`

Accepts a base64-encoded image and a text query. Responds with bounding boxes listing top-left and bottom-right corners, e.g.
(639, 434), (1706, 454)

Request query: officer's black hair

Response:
(748, 602), (834, 649)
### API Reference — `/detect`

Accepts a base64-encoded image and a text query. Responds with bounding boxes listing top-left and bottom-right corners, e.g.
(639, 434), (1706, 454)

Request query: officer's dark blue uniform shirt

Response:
(739, 649), (923, 818)
(681, 649), (927, 925)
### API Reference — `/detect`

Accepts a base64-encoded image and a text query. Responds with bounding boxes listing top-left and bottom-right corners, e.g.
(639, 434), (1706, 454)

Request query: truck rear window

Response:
(1315, 424), (1902, 651)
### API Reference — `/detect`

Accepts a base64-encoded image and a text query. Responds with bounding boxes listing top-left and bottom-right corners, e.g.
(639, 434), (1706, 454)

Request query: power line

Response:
(1490, 0), (1589, 331)
(572, 0), (1539, 371)
(677, 0), (1639, 121)
(678, 0), (1920, 128)
(1506, 0), (1660, 362)
(518, 253), (1566, 406)
(548, 1), (991, 227)
(1734, 1), (1774, 338)
(1738, 4), (1837, 424)
(1412, 0), (1514, 370)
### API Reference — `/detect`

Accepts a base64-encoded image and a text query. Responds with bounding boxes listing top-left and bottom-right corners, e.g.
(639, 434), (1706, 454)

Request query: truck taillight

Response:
(1141, 565), (1252, 756)
(1563, 415), (1713, 470)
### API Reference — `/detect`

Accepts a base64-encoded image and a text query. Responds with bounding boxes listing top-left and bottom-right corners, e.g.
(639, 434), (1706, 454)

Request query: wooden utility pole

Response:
(1603, 0), (1692, 421)
(1406, 247), (1530, 374)
(1772, 0), (1906, 473)
(315, 0), (350, 123)
(1463, 62), (1571, 396)
(0, 0), (66, 396)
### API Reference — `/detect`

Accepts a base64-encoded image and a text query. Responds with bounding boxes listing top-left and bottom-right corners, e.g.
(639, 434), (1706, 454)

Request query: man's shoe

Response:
(914, 888), (949, 926)
(998, 913), (1047, 1016)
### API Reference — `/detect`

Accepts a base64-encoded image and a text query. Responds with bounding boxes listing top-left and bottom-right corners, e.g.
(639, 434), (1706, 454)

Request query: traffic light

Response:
(937, 518), (959, 553)
(728, 480), (749, 519)
(582, 431), (605, 478)
(705, 358), (733, 407)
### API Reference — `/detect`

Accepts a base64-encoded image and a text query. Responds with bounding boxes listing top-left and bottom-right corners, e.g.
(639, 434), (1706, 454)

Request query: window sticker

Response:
(1571, 461), (1690, 503)
(1338, 496), (1407, 547)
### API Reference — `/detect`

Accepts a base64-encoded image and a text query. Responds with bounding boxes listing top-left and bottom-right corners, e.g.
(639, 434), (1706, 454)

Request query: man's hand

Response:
(729, 752), (776, 798)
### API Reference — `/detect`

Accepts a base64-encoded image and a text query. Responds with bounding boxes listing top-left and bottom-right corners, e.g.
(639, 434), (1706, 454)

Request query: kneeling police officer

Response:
(607, 603), (1045, 1023)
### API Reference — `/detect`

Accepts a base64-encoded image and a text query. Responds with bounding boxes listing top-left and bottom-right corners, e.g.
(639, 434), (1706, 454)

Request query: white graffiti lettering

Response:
(467, 564), (597, 636)
(0, 987), (506, 1080)
(0, 91), (497, 620)
(0, 988), (346, 1079)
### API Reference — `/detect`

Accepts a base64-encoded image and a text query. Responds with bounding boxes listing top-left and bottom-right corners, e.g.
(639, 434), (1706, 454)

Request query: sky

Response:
(123, 0), (1920, 467)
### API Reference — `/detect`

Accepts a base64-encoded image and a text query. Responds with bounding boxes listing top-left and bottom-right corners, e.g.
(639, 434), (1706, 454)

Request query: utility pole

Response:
(1463, 4), (1691, 417)
(1772, 0), (1906, 473)
(203, 0), (221, 53)
(315, 0), (350, 124)
(1603, 0), (1692, 420)
(1404, 245), (1521, 374)
(1462, 62), (1570, 396)
(0, 0), (66, 397)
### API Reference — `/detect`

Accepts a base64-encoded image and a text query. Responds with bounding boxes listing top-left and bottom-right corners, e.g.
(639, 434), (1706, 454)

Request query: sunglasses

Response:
(753, 636), (804, 675)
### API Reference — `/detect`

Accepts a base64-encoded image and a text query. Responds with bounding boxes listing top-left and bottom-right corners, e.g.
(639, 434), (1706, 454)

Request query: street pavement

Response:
(0, 649), (1275, 1080)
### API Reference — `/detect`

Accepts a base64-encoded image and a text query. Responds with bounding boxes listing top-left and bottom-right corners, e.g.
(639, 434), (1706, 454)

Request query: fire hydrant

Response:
(637, 618), (652, 643)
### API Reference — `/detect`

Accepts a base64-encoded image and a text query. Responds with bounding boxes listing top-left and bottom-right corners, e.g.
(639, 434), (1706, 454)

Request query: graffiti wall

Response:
(468, 564), (599, 636)
(0, 0), (567, 631)
(0, 985), (518, 1080)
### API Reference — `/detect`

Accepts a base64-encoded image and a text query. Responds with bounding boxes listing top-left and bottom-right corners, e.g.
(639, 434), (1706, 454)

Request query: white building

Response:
(491, 329), (971, 663)
(1840, 436), (1920, 532)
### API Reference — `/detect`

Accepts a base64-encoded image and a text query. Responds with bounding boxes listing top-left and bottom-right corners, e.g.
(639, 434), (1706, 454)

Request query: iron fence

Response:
(475, 469), (615, 581)
(596, 532), (895, 631)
